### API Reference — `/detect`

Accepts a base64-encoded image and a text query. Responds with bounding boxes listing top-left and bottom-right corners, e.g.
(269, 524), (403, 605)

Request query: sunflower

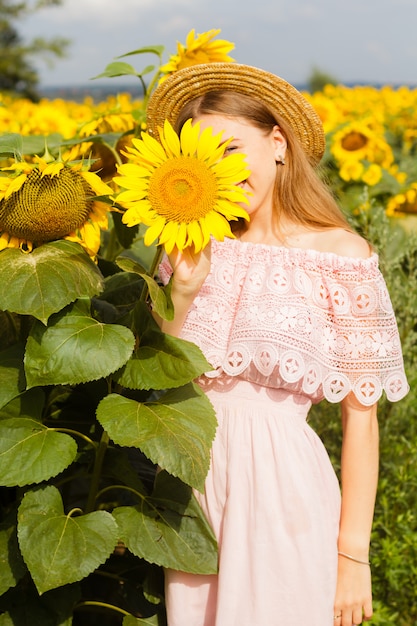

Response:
(386, 183), (417, 217)
(113, 119), (250, 253)
(331, 120), (394, 170)
(0, 157), (113, 257)
(159, 29), (235, 83)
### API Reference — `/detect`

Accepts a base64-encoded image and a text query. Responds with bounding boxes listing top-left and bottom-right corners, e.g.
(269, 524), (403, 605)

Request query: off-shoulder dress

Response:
(160, 238), (408, 626)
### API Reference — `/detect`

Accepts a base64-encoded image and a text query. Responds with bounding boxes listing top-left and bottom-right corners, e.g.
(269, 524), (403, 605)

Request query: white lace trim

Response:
(160, 239), (409, 406)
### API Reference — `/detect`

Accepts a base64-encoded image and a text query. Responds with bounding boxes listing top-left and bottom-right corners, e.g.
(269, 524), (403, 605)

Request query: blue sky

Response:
(20, 0), (417, 88)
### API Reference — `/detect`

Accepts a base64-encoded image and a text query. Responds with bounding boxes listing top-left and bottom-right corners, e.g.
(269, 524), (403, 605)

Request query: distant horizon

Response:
(37, 78), (417, 102)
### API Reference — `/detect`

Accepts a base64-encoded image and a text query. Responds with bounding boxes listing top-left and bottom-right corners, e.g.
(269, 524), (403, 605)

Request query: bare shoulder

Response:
(312, 228), (372, 259)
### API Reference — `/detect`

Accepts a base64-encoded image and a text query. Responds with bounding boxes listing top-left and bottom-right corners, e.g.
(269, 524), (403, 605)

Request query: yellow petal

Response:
(139, 132), (168, 164)
(114, 176), (149, 191)
(144, 217), (165, 246)
(175, 221), (188, 251)
(4, 173), (27, 198)
(41, 162), (64, 178)
(116, 163), (152, 178)
(197, 126), (223, 161)
(159, 119), (181, 157)
(181, 119), (201, 156)
(186, 220), (204, 252)
(81, 171), (113, 196)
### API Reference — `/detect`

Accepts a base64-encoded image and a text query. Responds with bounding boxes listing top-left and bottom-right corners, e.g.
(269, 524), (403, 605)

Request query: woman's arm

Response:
(153, 244), (211, 337)
(334, 392), (379, 625)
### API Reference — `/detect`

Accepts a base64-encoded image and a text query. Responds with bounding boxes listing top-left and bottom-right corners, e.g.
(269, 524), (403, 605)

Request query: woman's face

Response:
(193, 114), (287, 220)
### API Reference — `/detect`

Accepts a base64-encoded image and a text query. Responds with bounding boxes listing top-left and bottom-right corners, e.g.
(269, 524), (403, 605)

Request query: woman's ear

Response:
(272, 125), (287, 163)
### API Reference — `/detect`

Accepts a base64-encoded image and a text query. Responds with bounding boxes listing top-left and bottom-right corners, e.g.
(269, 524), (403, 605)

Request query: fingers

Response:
(333, 606), (373, 626)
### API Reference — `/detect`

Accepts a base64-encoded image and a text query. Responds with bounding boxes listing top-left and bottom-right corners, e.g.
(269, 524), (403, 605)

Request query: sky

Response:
(19, 0), (417, 89)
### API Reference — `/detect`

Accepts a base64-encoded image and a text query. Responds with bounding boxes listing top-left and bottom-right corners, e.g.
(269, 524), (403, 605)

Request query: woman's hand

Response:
(156, 242), (212, 336)
(168, 243), (212, 295)
(333, 557), (373, 625)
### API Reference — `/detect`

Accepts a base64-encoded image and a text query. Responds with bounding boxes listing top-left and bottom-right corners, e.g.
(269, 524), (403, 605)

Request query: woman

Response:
(147, 63), (409, 626)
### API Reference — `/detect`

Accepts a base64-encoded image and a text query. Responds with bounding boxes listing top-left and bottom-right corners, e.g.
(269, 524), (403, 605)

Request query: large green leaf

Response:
(114, 472), (217, 574)
(0, 520), (27, 595)
(0, 240), (104, 324)
(117, 331), (212, 390)
(24, 300), (135, 387)
(96, 384), (217, 492)
(0, 343), (26, 410)
(0, 417), (77, 487)
(18, 486), (119, 594)
(116, 301), (211, 390)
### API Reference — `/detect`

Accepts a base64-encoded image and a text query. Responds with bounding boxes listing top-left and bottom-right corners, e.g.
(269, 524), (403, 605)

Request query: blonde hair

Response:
(175, 90), (353, 233)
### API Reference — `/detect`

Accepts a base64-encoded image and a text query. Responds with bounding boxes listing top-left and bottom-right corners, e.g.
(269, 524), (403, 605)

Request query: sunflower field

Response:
(0, 30), (417, 626)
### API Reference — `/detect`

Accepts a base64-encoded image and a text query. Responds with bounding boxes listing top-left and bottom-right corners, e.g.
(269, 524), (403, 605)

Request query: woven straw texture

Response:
(147, 63), (326, 164)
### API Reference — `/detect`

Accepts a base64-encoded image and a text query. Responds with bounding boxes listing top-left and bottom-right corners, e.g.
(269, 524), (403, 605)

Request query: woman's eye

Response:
(225, 145), (237, 153)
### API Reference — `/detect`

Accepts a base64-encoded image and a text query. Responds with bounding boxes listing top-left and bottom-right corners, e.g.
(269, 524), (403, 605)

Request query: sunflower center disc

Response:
(0, 168), (94, 243)
(341, 131), (368, 152)
(148, 156), (218, 224)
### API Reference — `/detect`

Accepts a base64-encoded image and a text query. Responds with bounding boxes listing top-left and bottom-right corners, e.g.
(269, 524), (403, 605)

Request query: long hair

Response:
(175, 90), (353, 233)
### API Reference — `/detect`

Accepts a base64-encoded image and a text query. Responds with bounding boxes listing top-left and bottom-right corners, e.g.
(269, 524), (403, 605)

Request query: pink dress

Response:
(160, 238), (408, 626)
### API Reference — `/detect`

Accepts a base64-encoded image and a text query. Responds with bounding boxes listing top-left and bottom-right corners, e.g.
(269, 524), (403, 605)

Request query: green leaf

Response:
(116, 255), (174, 320)
(0, 417), (77, 486)
(117, 330), (212, 390)
(18, 132), (64, 157)
(117, 45), (165, 58)
(0, 240), (104, 324)
(92, 61), (140, 79)
(24, 300), (135, 387)
(17, 486), (119, 594)
(114, 472), (217, 574)
(0, 133), (23, 157)
(0, 388), (45, 421)
(139, 64), (157, 78)
(0, 520), (27, 595)
(116, 255), (148, 275)
(0, 343), (26, 410)
(96, 384), (217, 491)
(123, 615), (160, 626)
(0, 580), (81, 625)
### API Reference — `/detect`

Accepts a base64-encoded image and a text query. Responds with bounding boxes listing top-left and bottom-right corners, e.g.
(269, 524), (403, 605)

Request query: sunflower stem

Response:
(85, 428), (110, 514)
(49, 427), (97, 449)
(149, 244), (165, 279)
(141, 68), (163, 112)
(139, 245), (164, 303)
(74, 601), (131, 617)
(103, 224), (123, 261)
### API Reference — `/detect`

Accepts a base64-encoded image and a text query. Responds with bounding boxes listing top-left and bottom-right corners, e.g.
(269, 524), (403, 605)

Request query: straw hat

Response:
(146, 63), (326, 164)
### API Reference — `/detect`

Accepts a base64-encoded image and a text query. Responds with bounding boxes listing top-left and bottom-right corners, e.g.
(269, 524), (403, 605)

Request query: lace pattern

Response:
(159, 239), (409, 406)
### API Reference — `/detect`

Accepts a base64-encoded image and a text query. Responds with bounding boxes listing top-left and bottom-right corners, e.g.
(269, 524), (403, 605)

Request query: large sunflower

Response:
(0, 157), (112, 257)
(113, 119), (250, 253)
(159, 29), (235, 83)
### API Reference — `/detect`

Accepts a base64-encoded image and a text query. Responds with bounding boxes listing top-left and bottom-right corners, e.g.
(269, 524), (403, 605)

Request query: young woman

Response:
(146, 63), (409, 626)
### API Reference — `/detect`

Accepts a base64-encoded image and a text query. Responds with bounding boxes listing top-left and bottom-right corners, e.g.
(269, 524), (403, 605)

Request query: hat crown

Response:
(147, 63), (325, 164)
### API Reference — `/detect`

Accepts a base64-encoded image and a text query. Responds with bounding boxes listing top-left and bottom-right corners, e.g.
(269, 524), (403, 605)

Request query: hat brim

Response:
(146, 63), (325, 164)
